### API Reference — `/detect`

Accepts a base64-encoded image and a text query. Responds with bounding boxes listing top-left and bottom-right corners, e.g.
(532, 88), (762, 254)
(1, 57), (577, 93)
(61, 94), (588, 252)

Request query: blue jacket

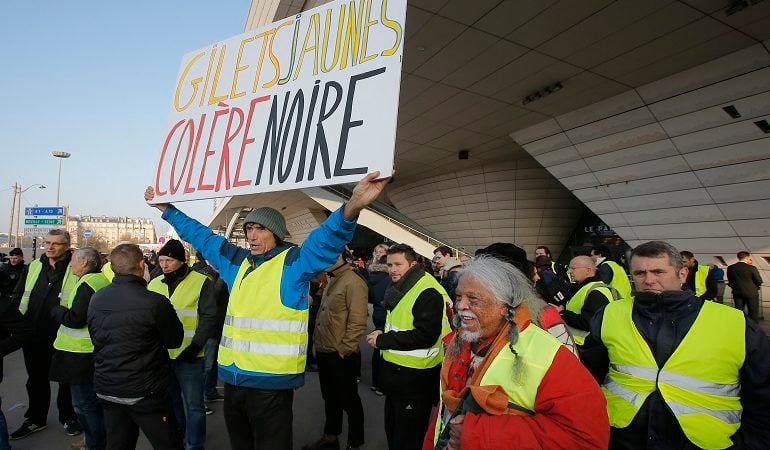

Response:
(162, 205), (357, 389)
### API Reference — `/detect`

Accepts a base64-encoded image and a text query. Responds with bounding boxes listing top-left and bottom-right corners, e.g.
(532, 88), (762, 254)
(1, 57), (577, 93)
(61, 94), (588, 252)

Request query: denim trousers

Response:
(168, 358), (206, 450)
(71, 383), (106, 450)
(202, 338), (219, 400)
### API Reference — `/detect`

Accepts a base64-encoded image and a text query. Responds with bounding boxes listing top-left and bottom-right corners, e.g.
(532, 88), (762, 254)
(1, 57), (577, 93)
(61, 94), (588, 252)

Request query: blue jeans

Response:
(203, 338), (219, 400)
(0, 397), (10, 450)
(71, 383), (106, 450)
(168, 358), (206, 450)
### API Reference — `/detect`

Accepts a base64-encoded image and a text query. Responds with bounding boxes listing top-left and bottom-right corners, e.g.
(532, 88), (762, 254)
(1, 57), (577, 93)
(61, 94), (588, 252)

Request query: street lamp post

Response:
(52, 150), (71, 207)
(6, 183), (46, 247)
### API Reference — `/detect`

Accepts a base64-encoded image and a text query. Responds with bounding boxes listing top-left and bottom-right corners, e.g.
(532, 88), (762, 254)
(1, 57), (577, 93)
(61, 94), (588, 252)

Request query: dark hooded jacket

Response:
(88, 274), (183, 398)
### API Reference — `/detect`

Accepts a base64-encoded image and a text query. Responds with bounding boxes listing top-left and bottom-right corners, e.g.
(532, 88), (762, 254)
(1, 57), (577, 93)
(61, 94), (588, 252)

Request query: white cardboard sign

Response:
(150, 0), (405, 203)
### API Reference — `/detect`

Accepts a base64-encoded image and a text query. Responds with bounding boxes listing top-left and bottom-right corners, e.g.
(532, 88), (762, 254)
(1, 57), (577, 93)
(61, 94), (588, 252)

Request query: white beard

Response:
(457, 312), (481, 342)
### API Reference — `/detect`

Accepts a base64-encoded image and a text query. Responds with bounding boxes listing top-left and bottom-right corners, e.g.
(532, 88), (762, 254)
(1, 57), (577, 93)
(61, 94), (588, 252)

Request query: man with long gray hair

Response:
(423, 256), (608, 450)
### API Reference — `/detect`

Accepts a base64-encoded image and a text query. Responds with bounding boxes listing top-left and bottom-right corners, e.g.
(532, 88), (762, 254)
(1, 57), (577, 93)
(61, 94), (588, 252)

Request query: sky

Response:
(0, 1), (252, 238)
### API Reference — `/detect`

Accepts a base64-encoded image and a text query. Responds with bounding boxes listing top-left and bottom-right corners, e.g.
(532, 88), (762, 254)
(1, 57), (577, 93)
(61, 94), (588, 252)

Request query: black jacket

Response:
(376, 267), (444, 401)
(367, 265), (390, 330)
(560, 276), (612, 332)
(191, 262), (229, 340)
(583, 290), (770, 449)
(11, 252), (73, 343)
(684, 261), (717, 301)
(727, 262), (763, 299)
(0, 298), (35, 382)
(0, 261), (25, 299)
(49, 271), (100, 384)
(88, 274), (183, 398)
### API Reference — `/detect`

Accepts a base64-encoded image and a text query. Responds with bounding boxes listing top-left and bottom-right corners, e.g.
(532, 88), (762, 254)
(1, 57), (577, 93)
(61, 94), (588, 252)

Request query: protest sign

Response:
(151, 0), (405, 203)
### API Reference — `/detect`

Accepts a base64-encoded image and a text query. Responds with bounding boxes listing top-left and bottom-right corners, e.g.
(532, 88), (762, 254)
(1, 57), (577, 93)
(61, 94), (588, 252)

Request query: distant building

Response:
(67, 215), (157, 248)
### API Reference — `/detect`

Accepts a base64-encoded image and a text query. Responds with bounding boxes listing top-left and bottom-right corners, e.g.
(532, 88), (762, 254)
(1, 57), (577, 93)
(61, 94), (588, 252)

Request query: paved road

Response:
(0, 336), (389, 450)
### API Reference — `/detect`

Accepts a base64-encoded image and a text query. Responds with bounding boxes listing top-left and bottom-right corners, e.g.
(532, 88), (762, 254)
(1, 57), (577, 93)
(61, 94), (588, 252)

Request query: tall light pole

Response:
(52, 150), (71, 207)
(7, 183), (46, 247)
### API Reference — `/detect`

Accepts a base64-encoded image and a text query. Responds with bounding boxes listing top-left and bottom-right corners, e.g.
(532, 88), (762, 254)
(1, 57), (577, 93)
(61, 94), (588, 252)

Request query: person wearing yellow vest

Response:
(591, 244), (633, 299)
(534, 245), (570, 282)
(681, 250), (718, 302)
(148, 239), (217, 450)
(8, 228), (81, 440)
(50, 247), (110, 450)
(422, 255), (609, 450)
(363, 244), (450, 450)
(145, 171), (390, 450)
(582, 241), (770, 449)
(559, 255), (616, 346)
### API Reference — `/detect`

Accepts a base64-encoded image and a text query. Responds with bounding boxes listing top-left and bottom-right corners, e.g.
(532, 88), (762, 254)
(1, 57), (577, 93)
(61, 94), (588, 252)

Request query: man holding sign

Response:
(145, 170), (388, 450)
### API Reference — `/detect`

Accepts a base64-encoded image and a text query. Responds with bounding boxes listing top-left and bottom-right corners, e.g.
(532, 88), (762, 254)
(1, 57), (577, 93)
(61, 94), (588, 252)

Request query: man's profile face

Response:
(568, 256), (595, 284)
(44, 235), (69, 260)
(245, 223), (277, 255)
(433, 251), (448, 268)
(70, 254), (89, 277)
(158, 255), (184, 274)
(631, 254), (688, 294)
(387, 252), (416, 283)
(681, 255), (695, 269)
(9, 255), (22, 266)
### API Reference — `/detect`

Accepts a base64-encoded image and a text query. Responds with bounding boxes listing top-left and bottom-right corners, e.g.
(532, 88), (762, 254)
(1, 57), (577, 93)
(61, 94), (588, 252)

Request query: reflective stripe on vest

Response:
(603, 260), (632, 299)
(53, 272), (110, 353)
(218, 249), (308, 375)
(601, 298), (745, 449)
(148, 270), (207, 359)
(565, 281), (614, 345)
(20, 260), (77, 314)
(382, 273), (450, 369)
(695, 264), (712, 300)
(434, 324), (562, 445)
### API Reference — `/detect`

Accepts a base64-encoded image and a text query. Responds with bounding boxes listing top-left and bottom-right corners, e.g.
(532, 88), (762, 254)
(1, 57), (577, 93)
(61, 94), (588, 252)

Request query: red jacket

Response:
(424, 309), (609, 450)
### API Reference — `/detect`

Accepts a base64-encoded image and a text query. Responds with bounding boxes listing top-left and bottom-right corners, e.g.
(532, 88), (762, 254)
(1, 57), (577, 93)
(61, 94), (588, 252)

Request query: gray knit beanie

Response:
(243, 207), (288, 241)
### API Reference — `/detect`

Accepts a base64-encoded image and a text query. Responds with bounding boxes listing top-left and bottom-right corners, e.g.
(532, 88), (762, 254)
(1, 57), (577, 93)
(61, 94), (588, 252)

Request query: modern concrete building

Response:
(207, 0), (770, 306)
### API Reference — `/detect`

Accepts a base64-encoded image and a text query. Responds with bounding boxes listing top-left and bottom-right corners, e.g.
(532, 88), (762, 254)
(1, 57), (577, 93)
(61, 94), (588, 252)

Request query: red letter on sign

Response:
(155, 119), (187, 196)
(234, 95), (270, 188)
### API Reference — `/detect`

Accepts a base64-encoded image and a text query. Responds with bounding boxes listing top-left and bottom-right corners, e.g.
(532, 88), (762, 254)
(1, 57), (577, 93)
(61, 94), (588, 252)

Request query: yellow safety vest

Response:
(148, 270), (207, 359)
(53, 272), (110, 353)
(20, 260), (77, 314)
(218, 249), (308, 375)
(601, 299), (744, 449)
(434, 324), (562, 444)
(382, 273), (450, 369)
(102, 261), (114, 282)
(603, 260), (632, 299)
(565, 281), (615, 345)
(694, 264), (713, 301)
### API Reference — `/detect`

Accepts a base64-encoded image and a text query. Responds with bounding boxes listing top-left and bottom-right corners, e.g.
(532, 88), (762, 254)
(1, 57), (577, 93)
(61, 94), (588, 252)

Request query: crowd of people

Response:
(0, 170), (767, 450)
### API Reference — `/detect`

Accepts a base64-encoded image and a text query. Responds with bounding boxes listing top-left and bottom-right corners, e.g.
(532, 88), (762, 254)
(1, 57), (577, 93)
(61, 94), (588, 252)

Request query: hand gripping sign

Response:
(150, 0), (405, 203)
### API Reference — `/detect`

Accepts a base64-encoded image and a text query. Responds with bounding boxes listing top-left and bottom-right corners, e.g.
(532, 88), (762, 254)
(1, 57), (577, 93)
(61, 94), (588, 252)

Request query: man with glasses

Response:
(9, 229), (80, 439)
(558, 256), (616, 346)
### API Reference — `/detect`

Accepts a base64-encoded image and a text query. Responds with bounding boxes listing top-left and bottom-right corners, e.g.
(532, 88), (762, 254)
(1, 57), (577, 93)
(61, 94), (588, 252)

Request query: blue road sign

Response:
(25, 207), (64, 216)
(83, 229), (93, 238)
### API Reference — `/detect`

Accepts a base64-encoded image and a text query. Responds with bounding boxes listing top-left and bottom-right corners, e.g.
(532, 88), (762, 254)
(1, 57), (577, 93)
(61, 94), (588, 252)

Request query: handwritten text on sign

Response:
(152, 0), (405, 203)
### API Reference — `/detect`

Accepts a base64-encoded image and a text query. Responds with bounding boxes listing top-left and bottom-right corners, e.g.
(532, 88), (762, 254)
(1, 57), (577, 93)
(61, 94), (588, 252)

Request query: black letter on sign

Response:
(256, 92), (290, 185)
(334, 67), (385, 176)
(309, 81), (342, 181)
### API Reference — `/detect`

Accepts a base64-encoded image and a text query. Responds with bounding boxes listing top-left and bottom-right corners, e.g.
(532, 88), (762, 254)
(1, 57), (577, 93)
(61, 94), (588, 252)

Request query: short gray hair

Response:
(48, 228), (71, 244)
(74, 247), (102, 273)
(631, 241), (683, 271)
